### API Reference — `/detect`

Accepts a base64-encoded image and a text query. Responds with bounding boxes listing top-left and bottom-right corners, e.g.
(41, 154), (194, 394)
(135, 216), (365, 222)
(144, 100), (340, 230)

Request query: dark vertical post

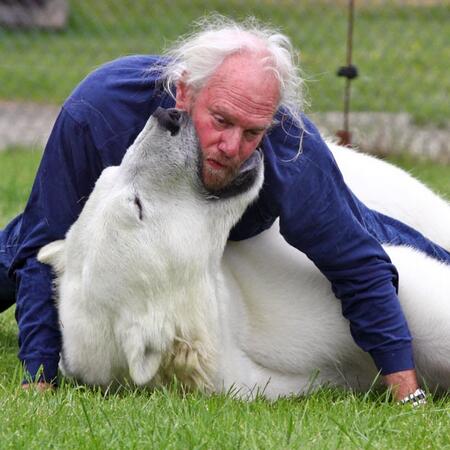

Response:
(336, 0), (358, 147)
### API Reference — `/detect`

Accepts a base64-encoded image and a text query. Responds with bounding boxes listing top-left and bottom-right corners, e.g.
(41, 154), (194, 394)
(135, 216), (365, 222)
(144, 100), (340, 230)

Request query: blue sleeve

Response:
(231, 115), (414, 375)
(275, 119), (414, 375)
(12, 108), (103, 383)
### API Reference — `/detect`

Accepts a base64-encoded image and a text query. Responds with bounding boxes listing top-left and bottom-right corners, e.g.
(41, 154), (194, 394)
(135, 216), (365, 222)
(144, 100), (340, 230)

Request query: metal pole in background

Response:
(336, 0), (358, 147)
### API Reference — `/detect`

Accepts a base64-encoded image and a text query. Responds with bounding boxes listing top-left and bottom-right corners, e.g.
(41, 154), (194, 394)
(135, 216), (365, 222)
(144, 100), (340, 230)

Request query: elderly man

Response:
(0, 17), (448, 402)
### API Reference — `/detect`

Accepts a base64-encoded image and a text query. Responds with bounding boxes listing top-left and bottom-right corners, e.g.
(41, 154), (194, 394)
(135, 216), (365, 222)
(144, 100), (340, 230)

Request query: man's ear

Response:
(175, 80), (192, 111)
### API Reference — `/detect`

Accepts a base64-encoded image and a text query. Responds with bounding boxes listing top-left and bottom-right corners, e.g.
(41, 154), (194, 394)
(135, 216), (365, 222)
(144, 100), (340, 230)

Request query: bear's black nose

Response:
(153, 107), (183, 136)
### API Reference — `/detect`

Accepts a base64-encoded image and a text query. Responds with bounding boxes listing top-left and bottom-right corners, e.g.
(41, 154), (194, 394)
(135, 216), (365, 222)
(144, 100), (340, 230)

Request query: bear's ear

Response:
(37, 240), (66, 275)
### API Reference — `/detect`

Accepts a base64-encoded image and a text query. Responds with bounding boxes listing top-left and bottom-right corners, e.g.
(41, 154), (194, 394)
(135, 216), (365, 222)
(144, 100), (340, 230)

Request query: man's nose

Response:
(219, 128), (242, 158)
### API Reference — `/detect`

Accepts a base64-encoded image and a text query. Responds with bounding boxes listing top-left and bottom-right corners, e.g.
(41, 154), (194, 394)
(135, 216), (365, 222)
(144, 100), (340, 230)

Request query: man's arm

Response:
(12, 108), (103, 386)
(258, 115), (419, 400)
(384, 369), (419, 401)
(16, 259), (60, 386)
(13, 55), (173, 388)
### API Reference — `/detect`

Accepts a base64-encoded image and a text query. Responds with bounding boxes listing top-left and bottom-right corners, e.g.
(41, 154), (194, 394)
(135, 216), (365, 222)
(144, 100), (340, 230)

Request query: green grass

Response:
(1, 148), (450, 449)
(0, 147), (43, 225)
(1, 372), (449, 450)
(0, 1), (449, 126)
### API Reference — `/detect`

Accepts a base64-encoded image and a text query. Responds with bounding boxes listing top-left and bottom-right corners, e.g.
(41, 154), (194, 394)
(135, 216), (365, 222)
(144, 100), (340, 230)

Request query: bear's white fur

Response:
(220, 230), (450, 399)
(38, 109), (264, 391)
(216, 144), (450, 399)
(329, 143), (450, 251)
(39, 112), (450, 398)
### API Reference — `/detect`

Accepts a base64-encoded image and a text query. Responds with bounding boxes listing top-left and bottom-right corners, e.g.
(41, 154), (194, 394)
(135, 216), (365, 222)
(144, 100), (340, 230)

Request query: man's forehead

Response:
(206, 54), (280, 99)
(210, 102), (275, 129)
(207, 83), (278, 121)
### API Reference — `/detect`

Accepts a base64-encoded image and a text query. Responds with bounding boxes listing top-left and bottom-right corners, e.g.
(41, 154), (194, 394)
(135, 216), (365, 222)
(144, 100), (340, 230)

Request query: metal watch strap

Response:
(399, 388), (427, 407)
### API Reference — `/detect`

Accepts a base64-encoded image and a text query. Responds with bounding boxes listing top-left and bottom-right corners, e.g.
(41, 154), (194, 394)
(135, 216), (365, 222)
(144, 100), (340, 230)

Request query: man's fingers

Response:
(21, 381), (55, 392)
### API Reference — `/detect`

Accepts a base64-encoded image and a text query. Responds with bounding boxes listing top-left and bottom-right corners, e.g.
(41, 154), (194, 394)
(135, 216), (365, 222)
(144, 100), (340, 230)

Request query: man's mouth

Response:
(206, 158), (228, 171)
(199, 149), (262, 200)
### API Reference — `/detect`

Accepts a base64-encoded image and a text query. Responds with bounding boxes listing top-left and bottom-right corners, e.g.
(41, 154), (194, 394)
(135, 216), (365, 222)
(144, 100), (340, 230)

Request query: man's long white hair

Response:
(160, 15), (306, 125)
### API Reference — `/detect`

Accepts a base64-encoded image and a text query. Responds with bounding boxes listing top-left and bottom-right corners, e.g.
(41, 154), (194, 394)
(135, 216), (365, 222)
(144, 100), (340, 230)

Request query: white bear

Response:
(38, 108), (264, 391)
(216, 144), (450, 399)
(220, 227), (450, 399)
(39, 109), (450, 399)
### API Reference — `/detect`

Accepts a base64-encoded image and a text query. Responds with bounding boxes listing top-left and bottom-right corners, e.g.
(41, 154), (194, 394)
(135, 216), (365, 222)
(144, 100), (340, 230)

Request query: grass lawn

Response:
(0, 148), (449, 449)
(0, 1), (449, 126)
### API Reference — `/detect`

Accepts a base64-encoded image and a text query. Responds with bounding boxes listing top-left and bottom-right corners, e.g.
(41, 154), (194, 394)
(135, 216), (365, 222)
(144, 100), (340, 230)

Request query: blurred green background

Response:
(1, 0), (449, 126)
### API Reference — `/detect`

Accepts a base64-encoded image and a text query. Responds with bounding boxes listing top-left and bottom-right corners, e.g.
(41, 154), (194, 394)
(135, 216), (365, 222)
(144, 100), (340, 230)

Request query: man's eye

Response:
(213, 115), (226, 125)
(245, 130), (263, 139)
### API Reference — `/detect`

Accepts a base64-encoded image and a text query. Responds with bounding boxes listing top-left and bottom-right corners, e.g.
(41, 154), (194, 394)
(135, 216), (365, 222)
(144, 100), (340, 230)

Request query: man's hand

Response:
(383, 369), (419, 401)
(21, 382), (55, 392)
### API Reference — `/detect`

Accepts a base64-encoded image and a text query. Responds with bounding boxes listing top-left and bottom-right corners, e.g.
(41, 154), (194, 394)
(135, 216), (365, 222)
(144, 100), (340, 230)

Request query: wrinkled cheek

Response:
(198, 127), (220, 156)
(195, 123), (209, 147)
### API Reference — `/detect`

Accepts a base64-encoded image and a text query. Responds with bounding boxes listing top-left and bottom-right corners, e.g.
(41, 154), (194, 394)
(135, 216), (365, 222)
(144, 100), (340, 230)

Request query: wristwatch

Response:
(399, 388), (427, 407)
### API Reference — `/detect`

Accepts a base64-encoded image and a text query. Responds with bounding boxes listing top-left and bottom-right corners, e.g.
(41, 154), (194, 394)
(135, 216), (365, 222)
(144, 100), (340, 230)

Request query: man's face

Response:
(176, 53), (280, 191)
